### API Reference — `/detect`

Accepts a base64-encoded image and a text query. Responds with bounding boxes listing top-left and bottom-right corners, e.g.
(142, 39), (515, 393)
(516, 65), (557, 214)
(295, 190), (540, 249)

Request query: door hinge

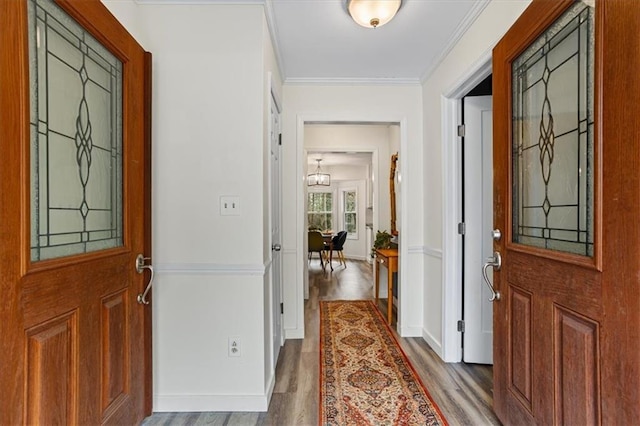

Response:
(458, 222), (466, 235)
(280, 302), (284, 314)
(457, 124), (465, 137)
(278, 133), (282, 146)
(457, 320), (465, 332)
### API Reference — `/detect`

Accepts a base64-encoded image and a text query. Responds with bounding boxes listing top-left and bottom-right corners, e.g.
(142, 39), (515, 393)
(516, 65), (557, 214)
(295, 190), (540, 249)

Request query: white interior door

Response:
(462, 95), (494, 364)
(270, 93), (283, 366)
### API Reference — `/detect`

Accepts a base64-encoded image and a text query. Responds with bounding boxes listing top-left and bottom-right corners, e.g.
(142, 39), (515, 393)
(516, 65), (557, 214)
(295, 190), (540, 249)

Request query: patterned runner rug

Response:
(319, 300), (447, 426)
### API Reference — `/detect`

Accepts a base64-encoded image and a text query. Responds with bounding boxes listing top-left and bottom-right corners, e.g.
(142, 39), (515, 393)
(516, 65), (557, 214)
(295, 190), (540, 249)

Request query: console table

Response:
(375, 248), (398, 324)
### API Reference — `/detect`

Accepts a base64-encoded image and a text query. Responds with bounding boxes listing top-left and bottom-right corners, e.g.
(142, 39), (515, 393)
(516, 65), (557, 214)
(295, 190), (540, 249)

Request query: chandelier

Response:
(308, 159), (331, 186)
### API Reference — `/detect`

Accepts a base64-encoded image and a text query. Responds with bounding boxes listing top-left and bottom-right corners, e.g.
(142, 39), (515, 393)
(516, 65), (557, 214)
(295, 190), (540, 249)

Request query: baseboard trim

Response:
(265, 372), (275, 404)
(343, 254), (367, 261)
(422, 328), (444, 360)
(154, 393), (269, 412)
(284, 328), (304, 339)
(398, 324), (422, 337)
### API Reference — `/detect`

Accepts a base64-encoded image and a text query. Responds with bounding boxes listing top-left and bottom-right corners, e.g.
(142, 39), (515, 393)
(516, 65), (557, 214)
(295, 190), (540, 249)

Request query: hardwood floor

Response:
(142, 259), (501, 425)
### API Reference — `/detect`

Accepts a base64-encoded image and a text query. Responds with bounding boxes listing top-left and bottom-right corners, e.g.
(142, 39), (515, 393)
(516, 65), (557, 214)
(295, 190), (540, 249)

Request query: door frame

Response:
(294, 115), (407, 338)
(441, 53), (492, 362)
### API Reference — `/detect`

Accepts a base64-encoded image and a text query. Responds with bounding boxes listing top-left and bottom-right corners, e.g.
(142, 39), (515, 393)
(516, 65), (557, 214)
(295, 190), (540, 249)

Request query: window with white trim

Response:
(343, 189), (357, 238)
(308, 192), (333, 232)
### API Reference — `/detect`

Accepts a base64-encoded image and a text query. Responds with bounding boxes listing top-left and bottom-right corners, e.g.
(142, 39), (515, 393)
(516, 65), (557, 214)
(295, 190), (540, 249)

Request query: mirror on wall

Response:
(390, 153), (398, 237)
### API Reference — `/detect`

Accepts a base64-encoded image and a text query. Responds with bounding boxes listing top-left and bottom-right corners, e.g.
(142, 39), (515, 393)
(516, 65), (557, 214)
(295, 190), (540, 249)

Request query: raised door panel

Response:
(26, 313), (78, 425)
(102, 290), (130, 418)
(554, 307), (599, 425)
(509, 286), (532, 409)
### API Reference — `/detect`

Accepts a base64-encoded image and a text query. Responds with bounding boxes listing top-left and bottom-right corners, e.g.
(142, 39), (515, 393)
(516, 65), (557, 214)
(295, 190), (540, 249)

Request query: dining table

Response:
(321, 233), (335, 270)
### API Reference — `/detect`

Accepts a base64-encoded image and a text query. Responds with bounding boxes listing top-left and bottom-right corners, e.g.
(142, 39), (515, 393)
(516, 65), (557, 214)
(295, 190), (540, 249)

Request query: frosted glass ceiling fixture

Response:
(347, 0), (402, 29)
(308, 159), (331, 186)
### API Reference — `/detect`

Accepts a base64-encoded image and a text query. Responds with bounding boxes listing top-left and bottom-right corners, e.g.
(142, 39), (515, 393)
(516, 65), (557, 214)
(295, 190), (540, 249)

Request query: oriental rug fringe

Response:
(319, 300), (447, 426)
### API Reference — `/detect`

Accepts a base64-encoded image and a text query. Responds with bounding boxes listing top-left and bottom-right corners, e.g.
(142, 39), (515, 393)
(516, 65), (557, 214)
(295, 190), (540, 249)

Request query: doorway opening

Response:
(300, 122), (401, 326)
(460, 74), (494, 364)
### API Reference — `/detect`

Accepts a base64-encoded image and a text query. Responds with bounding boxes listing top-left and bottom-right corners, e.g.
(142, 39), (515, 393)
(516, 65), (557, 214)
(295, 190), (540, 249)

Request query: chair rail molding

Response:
(156, 262), (267, 276)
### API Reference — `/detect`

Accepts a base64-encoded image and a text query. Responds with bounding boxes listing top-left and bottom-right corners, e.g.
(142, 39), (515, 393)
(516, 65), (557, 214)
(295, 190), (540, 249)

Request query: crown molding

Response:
(420, 0), (491, 83)
(284, 77), (421, 87)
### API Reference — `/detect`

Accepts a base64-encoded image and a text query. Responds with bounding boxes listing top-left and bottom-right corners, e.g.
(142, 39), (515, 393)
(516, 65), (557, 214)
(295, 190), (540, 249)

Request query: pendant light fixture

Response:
(308, 159), (331, 186)
(347, 0), (402, 29)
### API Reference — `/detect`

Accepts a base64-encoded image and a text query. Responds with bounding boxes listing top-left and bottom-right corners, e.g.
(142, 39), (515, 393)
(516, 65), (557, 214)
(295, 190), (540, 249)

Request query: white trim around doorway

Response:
(441, 50), (493, 363)
(295, 114), (409, 337)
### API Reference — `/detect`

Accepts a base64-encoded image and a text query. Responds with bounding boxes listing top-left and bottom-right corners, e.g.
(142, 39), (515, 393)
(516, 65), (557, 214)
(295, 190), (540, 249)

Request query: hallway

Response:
(143, 260), (501, 425)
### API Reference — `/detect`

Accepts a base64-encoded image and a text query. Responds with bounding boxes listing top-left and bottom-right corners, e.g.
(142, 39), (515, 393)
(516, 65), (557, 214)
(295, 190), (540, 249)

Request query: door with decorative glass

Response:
(0, 0), (151, 424)
(492, 0), (640, 423)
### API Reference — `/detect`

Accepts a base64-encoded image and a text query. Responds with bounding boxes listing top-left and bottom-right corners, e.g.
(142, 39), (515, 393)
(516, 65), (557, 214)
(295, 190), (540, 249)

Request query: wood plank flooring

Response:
(142, 259), (501, 425)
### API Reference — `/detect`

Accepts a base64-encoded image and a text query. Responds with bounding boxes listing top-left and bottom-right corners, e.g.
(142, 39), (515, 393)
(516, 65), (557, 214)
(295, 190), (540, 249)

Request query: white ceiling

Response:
(152, 1), (492, 166)
(268, 0), (490, 83)
(272, 1), (490, 168)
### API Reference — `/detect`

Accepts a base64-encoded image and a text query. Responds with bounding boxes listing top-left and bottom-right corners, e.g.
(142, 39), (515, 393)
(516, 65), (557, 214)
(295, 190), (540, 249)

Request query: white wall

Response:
(420, 0), (531, 360)
(104, 1), (283, 412)
(282, 86), (424, 338)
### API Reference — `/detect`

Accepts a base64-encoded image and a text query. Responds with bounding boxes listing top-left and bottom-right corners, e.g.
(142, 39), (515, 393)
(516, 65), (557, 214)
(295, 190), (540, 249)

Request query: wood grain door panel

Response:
(26, 313), (78, 425)
(553, 306), (599, 425)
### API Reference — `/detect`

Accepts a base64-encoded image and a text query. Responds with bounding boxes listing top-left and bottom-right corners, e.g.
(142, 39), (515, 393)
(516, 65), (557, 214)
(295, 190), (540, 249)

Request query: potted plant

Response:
(371, 230), (392, 258)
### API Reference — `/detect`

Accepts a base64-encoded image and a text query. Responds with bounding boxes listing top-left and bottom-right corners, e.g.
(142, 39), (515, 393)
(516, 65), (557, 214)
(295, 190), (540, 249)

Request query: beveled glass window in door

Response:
(512, 1), (594, 257)
(28, 0), (123, 261)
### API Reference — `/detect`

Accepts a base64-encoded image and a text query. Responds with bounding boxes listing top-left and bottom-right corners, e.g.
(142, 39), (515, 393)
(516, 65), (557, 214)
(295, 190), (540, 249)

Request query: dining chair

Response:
(308, 230), (326, 270)
(325, 230), (348, 270)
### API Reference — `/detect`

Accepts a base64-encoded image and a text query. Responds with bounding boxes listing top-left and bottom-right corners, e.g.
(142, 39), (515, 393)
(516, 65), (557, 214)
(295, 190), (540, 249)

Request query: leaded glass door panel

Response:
(0, 0), (151, 424)
(30, 0), (124, 261)
(493, 0), (640, 424)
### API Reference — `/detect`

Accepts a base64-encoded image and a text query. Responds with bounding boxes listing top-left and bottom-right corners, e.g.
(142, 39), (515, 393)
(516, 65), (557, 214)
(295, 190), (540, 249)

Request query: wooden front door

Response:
(492, 0), (640, 424)
(0, 0), (151, 424)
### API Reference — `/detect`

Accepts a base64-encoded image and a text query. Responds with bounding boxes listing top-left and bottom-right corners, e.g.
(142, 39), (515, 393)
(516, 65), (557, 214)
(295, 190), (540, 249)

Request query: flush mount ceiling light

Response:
(347, 0), (402, 29)
(308, 159), (331, 186)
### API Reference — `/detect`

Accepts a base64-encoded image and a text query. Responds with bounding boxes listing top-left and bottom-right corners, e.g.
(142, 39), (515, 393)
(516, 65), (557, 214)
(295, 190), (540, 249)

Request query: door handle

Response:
(482, 251), (501, 302)
(272, 243), (282, 252)
(136, 254), (154, 305)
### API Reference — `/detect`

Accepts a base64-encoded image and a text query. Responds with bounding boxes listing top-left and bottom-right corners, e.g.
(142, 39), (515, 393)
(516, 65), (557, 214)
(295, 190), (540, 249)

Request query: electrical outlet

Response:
(228, 337), (241, 357)
(220, 196), (240, 216)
